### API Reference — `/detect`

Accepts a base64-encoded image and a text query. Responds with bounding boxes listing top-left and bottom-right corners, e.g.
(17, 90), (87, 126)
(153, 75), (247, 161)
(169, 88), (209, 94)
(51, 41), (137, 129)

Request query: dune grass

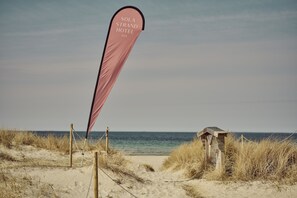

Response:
(0, 129), (144, 193)
(0, 168), (62, 198)
(163, 140), (206, 178)
(182, 184), (204, 198)
(0, 169), (32, 198)
(163, 134), (297, 184)
(230, 137), (297, 183)
(141, 163), (155, 172)
(0, 151), (16, 162)
(0, 129), (126, 167)
(0, 129), (97, 154)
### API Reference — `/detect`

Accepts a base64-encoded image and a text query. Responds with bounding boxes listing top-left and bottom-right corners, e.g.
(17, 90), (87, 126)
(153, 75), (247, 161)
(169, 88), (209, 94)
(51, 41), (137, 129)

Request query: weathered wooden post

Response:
(204, 139), (208, 169)
(69, 123), (74, 167)
(93, 151), (99, 198)
(197, 127), (229, 171)
(215, 132), (227, 171)
(106, 127), (109, 154)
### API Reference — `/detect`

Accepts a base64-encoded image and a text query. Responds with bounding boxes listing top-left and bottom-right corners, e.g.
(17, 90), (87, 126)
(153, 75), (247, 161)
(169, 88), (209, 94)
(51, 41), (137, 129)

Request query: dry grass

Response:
(0, 169), (33, 198)
(0, 129), (146, 196)
(0, 151), (16, 162)
(0, 129), (97, 154)
(0, 168), (62, 198)
(0, 129), (127, 169)
(141, 163), (155, 172)
(99, 151), (127, 168)
(0, 129), (143, 196)
(98, 151), (146, 183)
(0, 129), (128, 168)
(182, 184), (204, 198)
(163, 134), (297, 184)
(0, 129), (16, 148)
(163, 140), (205, 178)
(231, 138), (297, 183)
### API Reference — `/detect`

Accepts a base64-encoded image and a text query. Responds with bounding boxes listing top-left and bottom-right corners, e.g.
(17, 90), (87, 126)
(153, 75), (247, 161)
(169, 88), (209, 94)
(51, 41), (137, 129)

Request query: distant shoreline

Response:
(3, 130), (296, 156)
(6, 129), (296, 133)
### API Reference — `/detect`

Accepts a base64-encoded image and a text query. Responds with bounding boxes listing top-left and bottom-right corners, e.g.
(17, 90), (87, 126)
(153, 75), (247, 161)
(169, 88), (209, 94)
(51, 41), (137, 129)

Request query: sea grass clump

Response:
(163, 134), (297, 183)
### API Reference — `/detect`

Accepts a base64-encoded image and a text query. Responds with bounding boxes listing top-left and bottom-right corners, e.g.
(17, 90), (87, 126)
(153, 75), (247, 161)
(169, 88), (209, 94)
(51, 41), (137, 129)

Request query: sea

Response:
(32, 131), (297, 156)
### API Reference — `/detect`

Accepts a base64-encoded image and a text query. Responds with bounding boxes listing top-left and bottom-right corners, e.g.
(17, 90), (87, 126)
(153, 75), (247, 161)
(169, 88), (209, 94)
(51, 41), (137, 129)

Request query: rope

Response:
(72, 131), (82, 152)
(241, 134), (254, 142)
(242, 131), (297, 142)
(73, 129), (84, 140)
(80, 132), (106, 167)
(81, 139), (87, 167)
(85, 164), (94, 198)
(241, 131), (297, 143)
(280, 130), (297, 142)
(96, 132), (106, 146)
(99, 167), (138, 198)
(98, 132), (107, 141)
(71, 127), (85, 153)
(242, 135), (254, 142)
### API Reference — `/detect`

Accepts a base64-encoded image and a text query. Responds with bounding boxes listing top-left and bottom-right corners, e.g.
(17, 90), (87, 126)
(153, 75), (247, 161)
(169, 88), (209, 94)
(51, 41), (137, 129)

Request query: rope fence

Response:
(99, 167), (139, 198)
(82, 151), (139, 198)
(241, 135), (254, 142)
(240, 130), (297, 144)
(68, 125), (296, 197)
(72, 130), (82, 152)
(68, 127), (137, 198)
(279, 131), (297, 142)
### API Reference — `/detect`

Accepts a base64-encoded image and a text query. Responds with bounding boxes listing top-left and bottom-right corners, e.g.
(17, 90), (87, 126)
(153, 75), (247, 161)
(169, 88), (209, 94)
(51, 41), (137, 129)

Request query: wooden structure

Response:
(197, 127), (228, 170)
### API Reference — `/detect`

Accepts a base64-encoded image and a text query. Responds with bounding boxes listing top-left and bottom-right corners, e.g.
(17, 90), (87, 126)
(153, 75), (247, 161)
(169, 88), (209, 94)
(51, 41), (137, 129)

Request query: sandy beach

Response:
(1, 144), (297, 198)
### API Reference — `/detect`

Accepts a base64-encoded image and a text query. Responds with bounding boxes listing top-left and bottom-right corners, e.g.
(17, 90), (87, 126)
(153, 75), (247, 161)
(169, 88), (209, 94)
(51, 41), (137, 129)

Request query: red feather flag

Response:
(86, 6), (145, 138)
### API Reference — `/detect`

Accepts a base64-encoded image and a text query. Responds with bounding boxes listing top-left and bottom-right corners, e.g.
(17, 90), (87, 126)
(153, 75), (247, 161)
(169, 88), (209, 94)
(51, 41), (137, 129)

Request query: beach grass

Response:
(0, 151), (16, 162)
(163, 134), (297, 184)
(182, 184), (204, 198)
(229, 136), (297, 183)
(0, 169), (32, 198)
(162, 140), (205, 178)
(141, 163), (155, 172)
(0, 129), (96, 154)
(0, 167), (61, 198)
(0, 129), (126, 167)
(0, 129), (144, 194)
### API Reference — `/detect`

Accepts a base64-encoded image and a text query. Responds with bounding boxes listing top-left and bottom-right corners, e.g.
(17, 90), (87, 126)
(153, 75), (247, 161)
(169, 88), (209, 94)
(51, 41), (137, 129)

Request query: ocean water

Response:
(33, 131), (297, 156)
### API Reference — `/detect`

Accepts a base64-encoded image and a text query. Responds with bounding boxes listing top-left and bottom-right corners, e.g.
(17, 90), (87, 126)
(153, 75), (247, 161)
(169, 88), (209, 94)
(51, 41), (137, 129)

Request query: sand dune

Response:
(1, 145), (297, 198)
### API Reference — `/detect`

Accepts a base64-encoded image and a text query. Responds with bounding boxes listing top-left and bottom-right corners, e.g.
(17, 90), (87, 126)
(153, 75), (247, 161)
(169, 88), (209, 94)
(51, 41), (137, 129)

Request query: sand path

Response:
(21, 155), (188, 198)
(2, 145), (188, 197)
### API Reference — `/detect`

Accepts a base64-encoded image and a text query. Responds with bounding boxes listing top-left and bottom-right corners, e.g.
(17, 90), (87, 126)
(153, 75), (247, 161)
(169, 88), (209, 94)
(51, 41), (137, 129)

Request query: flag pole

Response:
(85, 6), (145, 139)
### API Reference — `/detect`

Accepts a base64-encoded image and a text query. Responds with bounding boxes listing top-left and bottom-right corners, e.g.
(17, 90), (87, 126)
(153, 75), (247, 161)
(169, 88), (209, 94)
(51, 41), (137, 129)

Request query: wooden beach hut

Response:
(197, 127), (229, 170)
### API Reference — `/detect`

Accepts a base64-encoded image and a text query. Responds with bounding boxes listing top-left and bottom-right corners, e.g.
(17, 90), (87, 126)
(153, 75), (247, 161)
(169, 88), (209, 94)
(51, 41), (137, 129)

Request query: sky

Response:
(0, 0), (297, 132)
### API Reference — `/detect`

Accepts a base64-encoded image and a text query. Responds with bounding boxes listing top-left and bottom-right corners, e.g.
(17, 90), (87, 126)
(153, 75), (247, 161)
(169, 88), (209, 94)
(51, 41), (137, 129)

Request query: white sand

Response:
(1, 145), (297, 198)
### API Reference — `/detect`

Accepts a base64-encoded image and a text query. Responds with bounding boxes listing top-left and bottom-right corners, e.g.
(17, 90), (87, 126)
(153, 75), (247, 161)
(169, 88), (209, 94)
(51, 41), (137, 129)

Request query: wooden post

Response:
(69, 123), (73, 167)
(93, 151), (99, 198)
(204, 139), (208, 169)
(216, 134), (226, 171)
(106, 127), (109, 154)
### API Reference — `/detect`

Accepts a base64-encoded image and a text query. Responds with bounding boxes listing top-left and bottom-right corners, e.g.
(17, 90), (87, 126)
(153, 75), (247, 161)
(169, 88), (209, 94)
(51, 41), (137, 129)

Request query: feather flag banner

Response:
(86, 6), (145, 138)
